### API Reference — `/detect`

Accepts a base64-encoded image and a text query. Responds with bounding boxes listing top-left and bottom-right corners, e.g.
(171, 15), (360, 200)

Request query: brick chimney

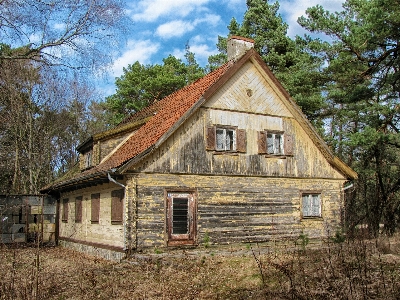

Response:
(227, 36), (255, 61)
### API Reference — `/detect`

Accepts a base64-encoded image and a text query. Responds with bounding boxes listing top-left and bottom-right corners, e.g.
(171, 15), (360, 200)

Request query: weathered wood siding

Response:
(133, 61), (346, 180)
(132, 173), (344, 249)
(58, 182), (125, 248)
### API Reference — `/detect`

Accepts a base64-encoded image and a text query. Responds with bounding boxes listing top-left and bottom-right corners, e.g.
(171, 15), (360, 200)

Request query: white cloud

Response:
(156, 14), (221, 39)
(130, 0), (212, 22)
(110, 40), (160, 77)
(156, 20), (195, 38)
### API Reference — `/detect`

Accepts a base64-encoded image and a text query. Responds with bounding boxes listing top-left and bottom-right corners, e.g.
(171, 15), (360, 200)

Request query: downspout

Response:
(342, 182), (355, 231)
(107, 173), (128, 251)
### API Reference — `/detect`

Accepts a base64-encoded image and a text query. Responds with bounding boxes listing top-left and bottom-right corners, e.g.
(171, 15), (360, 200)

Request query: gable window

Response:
(206, 125), (246, 153)
(258, 131), (293, 156)
(216, 128), (236, 151)
(302, 193), (322, 218)
(267, 132), (283, 154)
(85, 151), (92, 168)
(111, 189), (124, 225)
(91, 193), (100, 224)
(75, 196), (82, 223)
(62, 198), (69, 223)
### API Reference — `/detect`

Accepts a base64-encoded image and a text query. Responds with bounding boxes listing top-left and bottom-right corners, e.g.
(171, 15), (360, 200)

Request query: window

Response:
(258, 131), (293, 156)
(85, 151), (92, 168)
(206, 125), (246, 152)
(91, 193), (100, 224)
(216, 128), (236, 151)
(62, 198), (69, 223)
(75, 196), (82, 223)
(302, 194), (322, 218)
(111, 189), (124, 224)
(267, 132), (283, 154)
(166, 191), (196, 245)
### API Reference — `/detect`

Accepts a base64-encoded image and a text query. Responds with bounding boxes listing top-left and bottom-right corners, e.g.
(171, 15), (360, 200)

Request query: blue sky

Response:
(101, 0), (345, 96)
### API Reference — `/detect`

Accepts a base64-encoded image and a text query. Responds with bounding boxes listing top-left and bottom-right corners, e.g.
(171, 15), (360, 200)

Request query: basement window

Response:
(206, 125), (246, 153)
(302, 193), (322, 218)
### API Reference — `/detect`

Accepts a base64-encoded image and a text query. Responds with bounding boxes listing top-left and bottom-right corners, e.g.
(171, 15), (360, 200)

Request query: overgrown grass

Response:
(1, 235), (400, 299)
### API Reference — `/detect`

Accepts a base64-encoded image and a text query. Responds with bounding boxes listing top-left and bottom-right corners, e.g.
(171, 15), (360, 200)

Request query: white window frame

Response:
(216, 127), (237, 151)
(267, 132), (284, 155)
(302, 193), (322, 218)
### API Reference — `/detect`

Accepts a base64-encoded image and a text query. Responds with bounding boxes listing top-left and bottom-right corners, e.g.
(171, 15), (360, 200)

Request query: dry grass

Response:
(1, 236), (400, 299)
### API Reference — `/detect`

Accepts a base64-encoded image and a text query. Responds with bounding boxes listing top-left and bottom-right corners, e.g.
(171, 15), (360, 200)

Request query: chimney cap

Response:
(228, 35), (255, 44)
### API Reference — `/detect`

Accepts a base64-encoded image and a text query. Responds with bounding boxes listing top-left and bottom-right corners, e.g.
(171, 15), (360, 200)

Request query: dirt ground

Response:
(1, 237), (400, 299)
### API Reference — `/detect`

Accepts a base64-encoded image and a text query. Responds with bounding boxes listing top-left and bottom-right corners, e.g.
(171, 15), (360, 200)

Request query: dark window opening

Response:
(172, 197), (189, 234)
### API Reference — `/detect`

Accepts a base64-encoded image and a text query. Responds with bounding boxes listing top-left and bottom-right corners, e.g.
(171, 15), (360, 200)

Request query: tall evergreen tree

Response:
(103, 54), (205, 125)
(298, 0), (400, 235)
(207, 0), (326, 124)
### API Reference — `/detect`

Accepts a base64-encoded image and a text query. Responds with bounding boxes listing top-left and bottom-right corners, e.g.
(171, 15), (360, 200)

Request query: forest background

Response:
(0, 0), (399, 237)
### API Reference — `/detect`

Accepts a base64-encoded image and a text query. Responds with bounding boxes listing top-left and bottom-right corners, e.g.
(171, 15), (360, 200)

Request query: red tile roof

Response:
(44, 59), (235, 191)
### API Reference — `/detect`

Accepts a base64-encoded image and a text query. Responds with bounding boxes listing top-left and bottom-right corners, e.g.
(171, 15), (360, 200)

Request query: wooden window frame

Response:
(165, 190), (197, 246)
(91, 193), (100, 224)
(62, 198), (69, 223)
(111, 189), (124, 225)
(206, 125), (246, 153)
(75, 196), (82, 223)
(301, 193), (322, 219)
(258, 130), (293, 157)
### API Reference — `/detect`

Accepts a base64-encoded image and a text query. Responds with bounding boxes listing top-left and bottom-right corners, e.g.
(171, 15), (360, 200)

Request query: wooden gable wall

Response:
(130, 61), (346, 181)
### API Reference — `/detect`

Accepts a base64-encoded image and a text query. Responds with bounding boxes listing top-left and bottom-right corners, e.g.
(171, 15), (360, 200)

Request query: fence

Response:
(0, 195), (57, 244)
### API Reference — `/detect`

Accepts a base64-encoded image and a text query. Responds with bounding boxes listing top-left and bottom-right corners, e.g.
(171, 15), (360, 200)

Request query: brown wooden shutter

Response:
(284, 134), (294, 155)
(236, 129), (247, 152)
(111, 189), (124, 224)
(91, 193), (100, 223)
(75, 196), (82, 223)
(257, 131), (267, 154)
(206, 126), (216, 150)
(62, 198), (69, 222)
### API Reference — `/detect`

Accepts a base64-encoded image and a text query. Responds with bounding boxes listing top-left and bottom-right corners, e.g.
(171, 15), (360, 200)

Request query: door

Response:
(166, 192), (196, 246)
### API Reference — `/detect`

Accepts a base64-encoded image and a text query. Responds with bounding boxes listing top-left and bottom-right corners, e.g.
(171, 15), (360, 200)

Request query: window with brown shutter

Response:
(206, 125), (246, 153)
(75, 196), (82, 223)
(62, 198), (69, 223)
(258, 131), (294, 156)
(111, 189), (124, 224)
(91, 193), (100, 224)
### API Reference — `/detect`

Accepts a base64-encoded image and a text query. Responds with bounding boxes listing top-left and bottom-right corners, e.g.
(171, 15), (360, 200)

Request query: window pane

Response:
(302, 195), (311, 217)
(267, 133), (274, 154)
(226, 129), (235, 150)
(216, 129), (225, 150)
(312, 194), (321, 216)
(275, 134), (283, 154)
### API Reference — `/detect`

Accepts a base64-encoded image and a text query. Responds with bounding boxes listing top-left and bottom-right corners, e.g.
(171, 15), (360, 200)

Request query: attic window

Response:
(85, 151), (92, 168)
(206, 125), (246, 153)
(258, 131), (293, 156)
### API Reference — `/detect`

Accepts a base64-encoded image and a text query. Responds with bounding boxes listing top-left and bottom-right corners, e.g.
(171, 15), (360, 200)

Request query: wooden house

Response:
(42, 36), (357, 260)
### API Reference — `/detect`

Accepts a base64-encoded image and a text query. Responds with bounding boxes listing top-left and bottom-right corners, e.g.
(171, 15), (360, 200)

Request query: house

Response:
(41, 36), (357, 260)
